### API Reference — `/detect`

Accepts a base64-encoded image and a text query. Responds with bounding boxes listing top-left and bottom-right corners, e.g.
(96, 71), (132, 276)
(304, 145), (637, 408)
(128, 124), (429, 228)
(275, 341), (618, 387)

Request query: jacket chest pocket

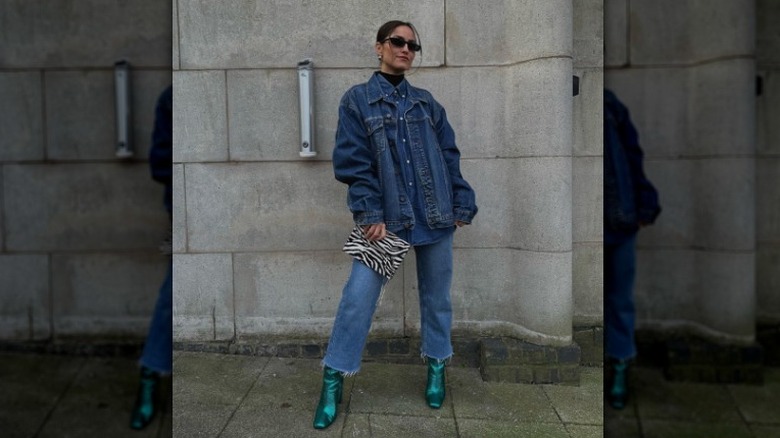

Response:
(365, 116), (388, 155)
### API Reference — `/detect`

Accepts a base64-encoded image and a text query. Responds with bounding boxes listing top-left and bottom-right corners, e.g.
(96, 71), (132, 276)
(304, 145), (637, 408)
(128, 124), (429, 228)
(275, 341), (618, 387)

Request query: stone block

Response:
(573, 243), (603, 325)
(639, 159), (755, 251)
(687, 59), (756, 157)
(757, 248), (780, 323)
(452, 158), (572, 252)
(173, 0), (180, 70)
(4, 163), (170, 251)
(0, 0), (171, 68)
(604, 0), (628, 67)
(630, 0), (754, 65)
(605, 68), (688, 159)
(758, 71), (780, 156)
(414, 60), (573, 159)
(573, 156), (603, 242)
(51, 252), (167, 337)
(0, 255), (50, 340)
(405, 248), (572, 341)
(635, 249), (756, 340)
(172, 71), (228, 163)
(232, 251), (404, 338)
(757, 159), (780, 242)
(758, 0), (780, 66)
(227, 68), (371, 162)
(573, 68), (604, 157)
(173, 253), (234, 341)
(185, 162), (351, 252)
(44, 70), (169, 161)
(45, 71), (113, 160)
(172, 164), (186, 253)
(573, 0), (603, 68)
(446, 0), (571, 66)
(0, 72), (44, 161)
(177, 0), (443, 69)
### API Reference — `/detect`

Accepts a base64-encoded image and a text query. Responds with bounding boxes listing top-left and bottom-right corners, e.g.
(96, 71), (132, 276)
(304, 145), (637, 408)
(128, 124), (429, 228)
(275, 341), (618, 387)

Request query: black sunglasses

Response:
(383, 36), (422, 52)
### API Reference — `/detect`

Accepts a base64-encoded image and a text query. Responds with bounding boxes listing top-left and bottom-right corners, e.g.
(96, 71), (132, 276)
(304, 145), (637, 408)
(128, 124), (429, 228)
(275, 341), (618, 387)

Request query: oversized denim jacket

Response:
(333, 73), (478, 231)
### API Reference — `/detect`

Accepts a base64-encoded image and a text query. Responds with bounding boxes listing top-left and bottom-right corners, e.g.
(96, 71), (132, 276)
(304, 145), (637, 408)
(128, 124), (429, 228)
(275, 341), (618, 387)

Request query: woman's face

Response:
(375, 25), (417, 75)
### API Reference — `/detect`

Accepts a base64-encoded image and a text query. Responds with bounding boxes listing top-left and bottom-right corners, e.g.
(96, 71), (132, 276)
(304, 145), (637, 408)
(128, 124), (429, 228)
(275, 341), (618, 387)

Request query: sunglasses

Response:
(383, 36), (422, 52)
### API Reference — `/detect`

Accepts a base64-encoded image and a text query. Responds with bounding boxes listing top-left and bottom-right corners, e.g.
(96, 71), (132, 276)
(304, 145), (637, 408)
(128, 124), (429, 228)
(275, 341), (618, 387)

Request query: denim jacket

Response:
(333, 73), (478, 231)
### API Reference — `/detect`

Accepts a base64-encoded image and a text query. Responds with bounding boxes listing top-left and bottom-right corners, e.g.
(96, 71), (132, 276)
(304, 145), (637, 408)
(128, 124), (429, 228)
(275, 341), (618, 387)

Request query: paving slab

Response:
(640, 419), (753, 438)
(543, 367), (603, 425)
(0, 353), (85, 438)
(631, 367), (743, 423)
(448, 365), (560, 423)
(219, 402), (346, 438)
(750, 425), (780, 438)
(728, 367), (780, 425)
(457, 418), (570, 438)
(173, 351), (268, 406)
(366, 414), (458, 437)
(565, 424), (605, 438)
(172, 400), (236, 438)
(349, 362), (452, 418)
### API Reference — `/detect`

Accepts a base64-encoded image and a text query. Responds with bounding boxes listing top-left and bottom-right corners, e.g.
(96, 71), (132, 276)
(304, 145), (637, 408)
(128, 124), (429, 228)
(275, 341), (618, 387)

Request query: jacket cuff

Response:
(454, 207), (477, 224)
(353, 210), (385, 226)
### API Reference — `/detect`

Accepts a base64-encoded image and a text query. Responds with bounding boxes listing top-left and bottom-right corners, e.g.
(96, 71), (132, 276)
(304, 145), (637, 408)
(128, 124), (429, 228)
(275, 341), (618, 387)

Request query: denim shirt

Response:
(333, 72), (478, 235)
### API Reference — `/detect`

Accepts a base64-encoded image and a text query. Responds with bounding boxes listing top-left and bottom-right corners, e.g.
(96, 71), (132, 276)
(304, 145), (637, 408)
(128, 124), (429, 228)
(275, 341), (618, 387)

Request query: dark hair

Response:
(376, 20), (421, 51)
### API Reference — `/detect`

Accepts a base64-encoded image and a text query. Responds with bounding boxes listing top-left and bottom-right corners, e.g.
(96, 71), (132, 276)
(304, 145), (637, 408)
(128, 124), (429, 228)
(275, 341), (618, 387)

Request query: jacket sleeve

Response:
(149, 86), (172, 186)
(432, 99), (478, 223)
(616, 99), (661, 224)
(332, 94), (384, 225)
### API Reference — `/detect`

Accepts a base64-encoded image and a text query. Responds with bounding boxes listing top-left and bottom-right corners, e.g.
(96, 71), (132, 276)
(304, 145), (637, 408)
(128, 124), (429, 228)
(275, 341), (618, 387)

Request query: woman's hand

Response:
(455, 221), (467, 227)
(362, 223), (387, 241)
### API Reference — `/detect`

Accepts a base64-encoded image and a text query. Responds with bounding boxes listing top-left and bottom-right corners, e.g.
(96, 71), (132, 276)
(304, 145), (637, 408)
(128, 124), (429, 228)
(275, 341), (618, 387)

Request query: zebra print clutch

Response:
(342, 226), (410, 280)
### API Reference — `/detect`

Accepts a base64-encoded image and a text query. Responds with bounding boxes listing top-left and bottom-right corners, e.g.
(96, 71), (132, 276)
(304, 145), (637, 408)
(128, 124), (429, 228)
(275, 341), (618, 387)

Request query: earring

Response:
(377, 55), (382, 61)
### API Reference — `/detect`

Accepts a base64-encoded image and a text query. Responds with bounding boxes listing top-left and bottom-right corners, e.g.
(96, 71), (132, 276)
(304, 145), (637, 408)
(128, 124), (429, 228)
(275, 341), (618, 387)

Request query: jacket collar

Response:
(366, 71), (424, 105)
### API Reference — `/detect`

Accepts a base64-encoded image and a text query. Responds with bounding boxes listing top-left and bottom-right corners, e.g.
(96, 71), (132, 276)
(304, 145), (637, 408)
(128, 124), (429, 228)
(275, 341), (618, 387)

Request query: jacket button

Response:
(399, 196), (406, 202)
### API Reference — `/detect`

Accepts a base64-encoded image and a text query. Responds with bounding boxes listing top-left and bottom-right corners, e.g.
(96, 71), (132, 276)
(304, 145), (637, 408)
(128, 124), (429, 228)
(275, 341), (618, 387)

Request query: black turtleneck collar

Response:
(379, 71), (405, 87)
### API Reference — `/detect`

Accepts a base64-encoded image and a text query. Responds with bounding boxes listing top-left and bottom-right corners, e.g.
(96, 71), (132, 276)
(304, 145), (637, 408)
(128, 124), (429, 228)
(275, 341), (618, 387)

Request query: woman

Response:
(313, 20), (478, 429)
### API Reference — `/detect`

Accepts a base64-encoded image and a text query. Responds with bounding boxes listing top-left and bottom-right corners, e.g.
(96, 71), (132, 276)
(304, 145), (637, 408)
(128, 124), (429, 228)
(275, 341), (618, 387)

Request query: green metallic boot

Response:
(425, 358), (446, 409)
(130, 366), (160, 430)
(608, 360), (629, 409)
(313, 366), (344, 429)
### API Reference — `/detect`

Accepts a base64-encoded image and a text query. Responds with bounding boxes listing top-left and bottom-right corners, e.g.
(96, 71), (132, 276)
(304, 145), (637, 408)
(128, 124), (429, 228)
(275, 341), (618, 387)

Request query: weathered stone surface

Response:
(172, 0), (180, 71)
(573, 243), (603, 325)
(573, 68), (603, 157)
(758, 0), (780, 66)
(405, 248), (572, 342)
(0, 0), (171, 68)
(51, 253), (166, 337)
(446, 0), (571, 66)
(4, 163), (170, 251)
(635, 249), (755, 340)
(630, 0), (754, 65)
(172, 70), (228, 163)
(185, 162), (351, 252)
(177, 0), (443, 69)
(639, 159), (755, 252)
(0, 72), (44, 161)
(573, 0), (604, 68)
(173, 253), (234, 341)
(0, 255), (50, 340)
(172, 164), (186, 253)
(757, 247), (780, 324)
(232, 251), (404, 338)
(757, 159), (780, 242)
(44, 70), (170, 161)
(227, 61), (573, 162)
(453, 158), (572, 252)
(604, 0), (628, 67)
(573, 156), (603, 243)
(758, 71), (780, 156)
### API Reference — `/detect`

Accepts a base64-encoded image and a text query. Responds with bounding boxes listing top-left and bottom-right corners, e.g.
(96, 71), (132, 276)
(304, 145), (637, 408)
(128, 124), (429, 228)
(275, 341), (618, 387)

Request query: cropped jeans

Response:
(605, 234), (637, 361)
(323, 233), (454, 374)
(140, 260), (172, 374)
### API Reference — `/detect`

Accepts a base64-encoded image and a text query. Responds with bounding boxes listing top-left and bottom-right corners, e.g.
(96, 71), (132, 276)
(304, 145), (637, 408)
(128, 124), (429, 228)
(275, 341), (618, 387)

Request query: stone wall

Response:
(605, 0), (760, 342)
(0, 1), (172, 340)
(173, 0), (604, 347)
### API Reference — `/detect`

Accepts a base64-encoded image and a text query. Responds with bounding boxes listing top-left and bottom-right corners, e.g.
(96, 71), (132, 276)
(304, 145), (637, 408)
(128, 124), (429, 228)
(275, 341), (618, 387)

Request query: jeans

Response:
(323, 233), (454, 374)
(605, 234), (637, 361)
(140, 260), (172, 374)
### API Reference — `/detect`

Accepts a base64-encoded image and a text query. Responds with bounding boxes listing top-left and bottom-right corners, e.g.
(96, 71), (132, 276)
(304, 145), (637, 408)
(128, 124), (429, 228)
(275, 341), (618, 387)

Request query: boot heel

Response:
(425, 358), (446, 409)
